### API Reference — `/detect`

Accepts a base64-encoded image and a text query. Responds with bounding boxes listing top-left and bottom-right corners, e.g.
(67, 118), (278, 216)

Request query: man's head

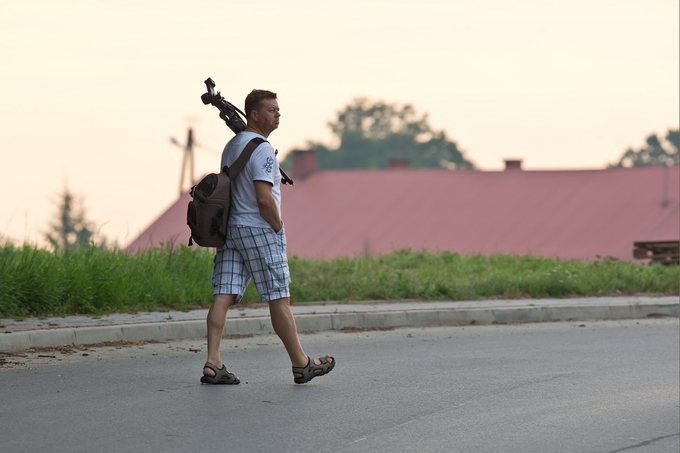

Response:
(244, 89), (280, 137)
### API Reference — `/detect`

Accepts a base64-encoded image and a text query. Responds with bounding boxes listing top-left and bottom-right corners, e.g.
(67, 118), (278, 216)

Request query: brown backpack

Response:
(186, 137), (265, 247)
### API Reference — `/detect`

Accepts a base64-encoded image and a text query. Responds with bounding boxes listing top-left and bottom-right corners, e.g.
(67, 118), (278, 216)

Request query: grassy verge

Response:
(0, 244), (677, 318)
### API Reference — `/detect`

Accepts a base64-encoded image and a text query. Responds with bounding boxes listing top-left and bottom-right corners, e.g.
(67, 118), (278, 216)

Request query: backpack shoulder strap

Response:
(223, 137), (267, 178)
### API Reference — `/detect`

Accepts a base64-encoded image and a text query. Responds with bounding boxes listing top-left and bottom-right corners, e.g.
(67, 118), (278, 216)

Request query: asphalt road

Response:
(1, 318), (678, 453)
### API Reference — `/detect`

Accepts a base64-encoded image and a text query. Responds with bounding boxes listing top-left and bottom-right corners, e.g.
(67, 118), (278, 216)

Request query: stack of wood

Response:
(633, 241), (680, 265)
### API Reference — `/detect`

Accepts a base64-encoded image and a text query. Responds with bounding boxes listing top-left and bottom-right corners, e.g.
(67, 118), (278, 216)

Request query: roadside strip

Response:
(1, 297), (677, 353)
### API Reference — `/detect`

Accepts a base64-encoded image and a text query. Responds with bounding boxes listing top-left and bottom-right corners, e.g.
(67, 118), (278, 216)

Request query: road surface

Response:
(1, 318), (677, 453)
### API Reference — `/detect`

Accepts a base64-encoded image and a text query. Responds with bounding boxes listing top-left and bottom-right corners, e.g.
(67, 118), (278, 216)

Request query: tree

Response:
(45, 187), (107, 251)
(283, 98), (474, 170)
(616, 128), (679, 167)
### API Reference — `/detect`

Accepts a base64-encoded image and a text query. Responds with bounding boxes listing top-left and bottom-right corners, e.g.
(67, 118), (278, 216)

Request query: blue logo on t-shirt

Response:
(262, 157), (274, 174)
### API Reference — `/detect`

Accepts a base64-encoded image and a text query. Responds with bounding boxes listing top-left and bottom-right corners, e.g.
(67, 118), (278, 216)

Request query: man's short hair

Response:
(245, 89), (277, 118)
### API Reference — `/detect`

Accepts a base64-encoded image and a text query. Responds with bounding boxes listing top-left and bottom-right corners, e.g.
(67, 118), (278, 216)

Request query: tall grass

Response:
(0, 243), (213, 318)
(0, 244), (677, 318)
(289, 251), (678, 301)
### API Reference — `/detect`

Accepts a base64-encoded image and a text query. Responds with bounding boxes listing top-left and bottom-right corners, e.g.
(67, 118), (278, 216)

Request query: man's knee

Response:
(213, 294), (237, 308)
(268, 297), (291, 309)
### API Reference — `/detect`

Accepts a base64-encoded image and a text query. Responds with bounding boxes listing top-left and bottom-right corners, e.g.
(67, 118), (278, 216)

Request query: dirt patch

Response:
(222, 333), (253, 339)
(0, 340), (168, 369)
(0, 335), (262, 370)
(341, 326), (395, 332)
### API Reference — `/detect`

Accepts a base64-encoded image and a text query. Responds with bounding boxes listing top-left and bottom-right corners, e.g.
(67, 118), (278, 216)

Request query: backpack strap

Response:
(223, 137), (266, 178)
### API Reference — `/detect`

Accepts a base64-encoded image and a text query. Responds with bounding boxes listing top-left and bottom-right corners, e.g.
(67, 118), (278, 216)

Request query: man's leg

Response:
(268, 297), (333, 376)
(268, 297), (308, 367)
(237, 226), (334, 379)
(204, 293), (237, 376)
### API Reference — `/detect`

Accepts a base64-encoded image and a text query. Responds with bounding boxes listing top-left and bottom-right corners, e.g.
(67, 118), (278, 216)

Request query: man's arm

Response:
(254, 180), (282, 232)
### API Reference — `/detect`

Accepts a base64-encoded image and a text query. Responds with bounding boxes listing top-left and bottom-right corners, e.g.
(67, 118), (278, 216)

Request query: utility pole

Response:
(171, 128), (195, 196)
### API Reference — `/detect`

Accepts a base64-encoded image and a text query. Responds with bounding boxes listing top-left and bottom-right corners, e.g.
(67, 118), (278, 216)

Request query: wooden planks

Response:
(633, 241), (679, 265)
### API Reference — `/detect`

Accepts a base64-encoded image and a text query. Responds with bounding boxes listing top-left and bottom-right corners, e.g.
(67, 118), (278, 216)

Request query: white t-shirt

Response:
(220, 131), (282, 229)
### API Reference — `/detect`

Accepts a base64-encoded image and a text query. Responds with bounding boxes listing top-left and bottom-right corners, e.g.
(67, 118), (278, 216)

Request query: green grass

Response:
(0, 243), (213, 318)
(0, 244), (677, 318)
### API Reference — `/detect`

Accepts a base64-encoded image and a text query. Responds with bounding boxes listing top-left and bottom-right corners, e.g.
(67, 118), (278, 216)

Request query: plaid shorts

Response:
(212, 225), (291, 302)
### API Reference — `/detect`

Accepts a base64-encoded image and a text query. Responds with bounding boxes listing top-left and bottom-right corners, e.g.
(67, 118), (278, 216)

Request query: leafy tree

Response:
(45, 187), (107, 250)
(283, 98), (474, 170)
(616, 128), (679, 167)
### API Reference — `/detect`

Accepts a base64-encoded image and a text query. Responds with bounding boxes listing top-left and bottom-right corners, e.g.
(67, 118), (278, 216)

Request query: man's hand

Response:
(254, 180), (282, 232)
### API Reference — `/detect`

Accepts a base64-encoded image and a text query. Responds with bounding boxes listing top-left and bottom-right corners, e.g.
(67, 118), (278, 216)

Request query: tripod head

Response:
(200, 78), (247, 135)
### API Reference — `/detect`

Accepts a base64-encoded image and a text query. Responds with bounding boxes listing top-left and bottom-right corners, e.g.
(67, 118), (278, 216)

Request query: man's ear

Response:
(248, 109), (259, 122)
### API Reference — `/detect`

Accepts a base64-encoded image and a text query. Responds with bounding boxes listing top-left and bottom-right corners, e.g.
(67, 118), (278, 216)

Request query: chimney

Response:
(504, 159), (522, 171)
(291, 150), (317, 181)
(388, 158), (409, 170)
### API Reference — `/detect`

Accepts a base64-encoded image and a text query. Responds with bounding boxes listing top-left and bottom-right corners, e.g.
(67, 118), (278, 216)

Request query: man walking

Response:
(201, 89), (335, 385)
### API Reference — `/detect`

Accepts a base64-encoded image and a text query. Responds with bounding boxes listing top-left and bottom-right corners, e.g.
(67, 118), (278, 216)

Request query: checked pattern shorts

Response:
(212, 225), (291, 302)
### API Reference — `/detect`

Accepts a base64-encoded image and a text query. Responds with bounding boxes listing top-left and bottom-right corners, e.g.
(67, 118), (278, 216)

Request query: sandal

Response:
(200, 362), (240, 385)
(292, 356), (336, 384)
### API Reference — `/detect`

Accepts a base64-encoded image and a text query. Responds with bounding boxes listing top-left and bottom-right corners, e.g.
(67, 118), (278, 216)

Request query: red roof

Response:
(126, 164), (679, 262)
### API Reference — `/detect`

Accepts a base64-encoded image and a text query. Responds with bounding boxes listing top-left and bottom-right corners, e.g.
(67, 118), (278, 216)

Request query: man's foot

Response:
(292, 355), (335, 384)
(200, 362), (240, 385)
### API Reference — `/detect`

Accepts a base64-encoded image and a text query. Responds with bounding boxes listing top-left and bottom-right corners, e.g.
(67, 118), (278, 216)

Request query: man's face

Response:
(255, 98), (280, 135)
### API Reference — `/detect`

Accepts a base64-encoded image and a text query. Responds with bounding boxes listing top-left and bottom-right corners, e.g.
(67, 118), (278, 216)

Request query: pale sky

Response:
(1, 0), (678, 248)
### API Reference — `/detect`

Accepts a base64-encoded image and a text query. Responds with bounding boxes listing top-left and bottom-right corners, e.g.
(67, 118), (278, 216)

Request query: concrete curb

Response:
(1, 300), (677, 353)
